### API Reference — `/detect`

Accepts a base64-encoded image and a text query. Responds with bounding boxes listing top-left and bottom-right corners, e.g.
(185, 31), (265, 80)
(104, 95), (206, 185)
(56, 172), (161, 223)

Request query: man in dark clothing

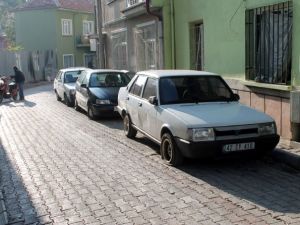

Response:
(12, 66), (25, 100)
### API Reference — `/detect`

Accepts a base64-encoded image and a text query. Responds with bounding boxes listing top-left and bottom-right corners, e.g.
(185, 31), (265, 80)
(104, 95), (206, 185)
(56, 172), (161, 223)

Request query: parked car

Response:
(75, 69), (131, 119)
(117, 70), (280, 166)
(54, 67), (87, 106)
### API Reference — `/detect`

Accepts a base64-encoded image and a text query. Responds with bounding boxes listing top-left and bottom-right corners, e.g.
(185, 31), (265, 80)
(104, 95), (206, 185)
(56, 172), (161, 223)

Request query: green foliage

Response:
(0, 0), (26, 44)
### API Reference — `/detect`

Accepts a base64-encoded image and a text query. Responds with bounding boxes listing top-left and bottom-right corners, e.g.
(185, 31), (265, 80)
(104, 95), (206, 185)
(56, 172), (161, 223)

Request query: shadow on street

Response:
(134, 136), (300, 214)
(0, 141), (39, 224)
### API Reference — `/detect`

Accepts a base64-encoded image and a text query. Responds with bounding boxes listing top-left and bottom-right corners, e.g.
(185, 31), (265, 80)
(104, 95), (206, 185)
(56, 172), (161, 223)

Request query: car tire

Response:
(74, 99), (80, 111)
(123, 114), (137, 138)
(55, 90), (61, 101)
(64, 93), (72, 107)
(161, 133), (183, 166)
(0, 92), (3, 104)
(88, 104), (96, 120)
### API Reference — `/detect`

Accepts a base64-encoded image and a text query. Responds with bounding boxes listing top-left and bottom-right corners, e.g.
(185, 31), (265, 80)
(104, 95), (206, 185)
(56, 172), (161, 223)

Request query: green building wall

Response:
(56, 10), (94, 69)
(15, 9), (94, 70)
(15, 9), (57, 51)
(155, 0), (300, 87)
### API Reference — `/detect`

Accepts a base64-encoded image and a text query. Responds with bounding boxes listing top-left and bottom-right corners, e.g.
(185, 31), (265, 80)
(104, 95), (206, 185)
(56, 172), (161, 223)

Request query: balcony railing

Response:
(127, 0), (145, 8)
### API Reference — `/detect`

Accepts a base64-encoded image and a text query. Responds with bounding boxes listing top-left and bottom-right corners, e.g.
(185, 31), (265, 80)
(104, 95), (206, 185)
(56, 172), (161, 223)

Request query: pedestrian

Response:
(11, 66), (25, 101)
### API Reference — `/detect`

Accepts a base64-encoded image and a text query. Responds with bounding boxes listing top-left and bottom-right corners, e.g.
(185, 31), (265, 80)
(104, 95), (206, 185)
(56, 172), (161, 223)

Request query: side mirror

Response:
(148, 96), (158, 105)
(234, 93), (240, 101)
(81, 83), (87, 88)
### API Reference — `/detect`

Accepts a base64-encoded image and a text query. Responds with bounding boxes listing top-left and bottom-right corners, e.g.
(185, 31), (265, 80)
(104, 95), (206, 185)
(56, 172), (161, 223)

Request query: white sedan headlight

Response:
(258, 123), (276, 135)
(188, 128), (215, 142)
(96, 99), (111, 105)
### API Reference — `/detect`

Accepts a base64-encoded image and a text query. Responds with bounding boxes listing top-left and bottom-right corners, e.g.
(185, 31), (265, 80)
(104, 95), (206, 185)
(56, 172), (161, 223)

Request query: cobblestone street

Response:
(0, 85), (300, 225)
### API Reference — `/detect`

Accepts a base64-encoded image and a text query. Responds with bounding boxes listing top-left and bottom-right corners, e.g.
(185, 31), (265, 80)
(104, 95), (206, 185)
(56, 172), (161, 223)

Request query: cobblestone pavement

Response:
(0, 85), (300, 225)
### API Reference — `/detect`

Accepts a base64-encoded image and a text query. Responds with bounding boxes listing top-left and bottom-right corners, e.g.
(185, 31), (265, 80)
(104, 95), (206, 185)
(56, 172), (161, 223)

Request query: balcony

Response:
(126, 0), (145, 8)
(122, 0), (147, 18)
(76, 35), (90, 48)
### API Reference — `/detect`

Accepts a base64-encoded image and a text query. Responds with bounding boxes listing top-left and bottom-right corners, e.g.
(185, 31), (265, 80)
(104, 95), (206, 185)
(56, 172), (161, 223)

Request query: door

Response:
(126, 75), (147, 128)
(139, 77), (159, 139)
(76, 73), (89, 111)
(55, 72), (63, 98)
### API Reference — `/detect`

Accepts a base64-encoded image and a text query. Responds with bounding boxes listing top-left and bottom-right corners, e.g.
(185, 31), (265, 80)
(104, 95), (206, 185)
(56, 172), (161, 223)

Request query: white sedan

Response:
(53, 67), (87, 106)
(117, 70), (280, 166)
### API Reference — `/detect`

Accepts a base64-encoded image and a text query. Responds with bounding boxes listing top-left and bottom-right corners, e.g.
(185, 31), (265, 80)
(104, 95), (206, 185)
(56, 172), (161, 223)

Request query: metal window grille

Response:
(112, 31), (128, 69)
(245, 2), (293, 85)
(194, 23), (204, 70)
(135, 23), (157, 71)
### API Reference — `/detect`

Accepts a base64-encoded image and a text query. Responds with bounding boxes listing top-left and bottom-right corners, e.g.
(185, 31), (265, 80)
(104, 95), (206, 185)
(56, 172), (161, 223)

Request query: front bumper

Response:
(175, 135), (280, 158)
(91, 104), (119, 117)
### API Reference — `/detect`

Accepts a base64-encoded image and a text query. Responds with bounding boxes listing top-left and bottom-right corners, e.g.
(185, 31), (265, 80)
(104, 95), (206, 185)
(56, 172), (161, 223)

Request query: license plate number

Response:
(223, 142), (255, 153)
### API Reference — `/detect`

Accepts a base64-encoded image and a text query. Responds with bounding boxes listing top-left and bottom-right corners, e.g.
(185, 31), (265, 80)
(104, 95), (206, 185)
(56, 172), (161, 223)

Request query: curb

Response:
(0, 191), (8, 225)
(272, 148), (300, 170)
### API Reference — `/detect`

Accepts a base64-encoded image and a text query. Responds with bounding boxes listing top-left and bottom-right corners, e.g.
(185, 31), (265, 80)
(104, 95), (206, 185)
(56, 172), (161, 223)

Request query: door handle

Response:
(138, 102), (142, 107)
(126, 97), (129, 100)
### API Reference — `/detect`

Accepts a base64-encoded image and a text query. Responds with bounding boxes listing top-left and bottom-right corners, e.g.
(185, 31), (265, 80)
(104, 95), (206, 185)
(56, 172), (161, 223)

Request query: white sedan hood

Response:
(162, 102), (274, 127)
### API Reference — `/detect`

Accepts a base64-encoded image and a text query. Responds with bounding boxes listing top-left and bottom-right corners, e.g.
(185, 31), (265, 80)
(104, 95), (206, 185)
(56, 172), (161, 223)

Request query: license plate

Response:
(222, 142), (255, 153)
(114, 106), (118, 112)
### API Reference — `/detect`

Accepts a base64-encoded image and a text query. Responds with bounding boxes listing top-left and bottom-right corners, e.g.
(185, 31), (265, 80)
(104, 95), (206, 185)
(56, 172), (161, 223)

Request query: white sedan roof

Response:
(88, 69), (128, 74)
(60, 67), (88, 72)
(136, 70), (218, 78)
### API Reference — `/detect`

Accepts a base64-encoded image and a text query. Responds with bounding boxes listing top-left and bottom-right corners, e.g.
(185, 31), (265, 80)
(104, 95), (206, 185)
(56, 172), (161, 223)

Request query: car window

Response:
(159, 76), (235, 105)
(64, 70), (83, 83)
(89, 72), (130, 87)
(142, 77), (157, 100)
(56, 71), (62, 81)
(82, 75), (88, 85)
(77, 71), (87, 84)
(129, 75), (147, 97)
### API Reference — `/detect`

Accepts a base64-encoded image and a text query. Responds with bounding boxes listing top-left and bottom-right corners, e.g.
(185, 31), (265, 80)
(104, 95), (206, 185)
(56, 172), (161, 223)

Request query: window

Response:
(129, 75), (147, 96)
(56, 71), (63, 81)
(159, 76), (235, 105)
(64, 71), (82, 83)
(190, 23), (204, 70)
(62, 19), (73, 36)
(84, 54), (96, 68)
(142, 78), (157, 99)
(63, 54), (74, 68)
(89, 72), (130, 87)
(245, 2), (292, 85)
(77, 71), (87, 84)
(112, 30), (128, 69)
(83, 21), (94, 35)
(135, 22), (158, 71)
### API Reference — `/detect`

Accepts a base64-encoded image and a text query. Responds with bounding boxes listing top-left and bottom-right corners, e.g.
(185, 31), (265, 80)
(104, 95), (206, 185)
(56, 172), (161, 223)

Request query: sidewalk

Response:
(273, 139), (300, 170)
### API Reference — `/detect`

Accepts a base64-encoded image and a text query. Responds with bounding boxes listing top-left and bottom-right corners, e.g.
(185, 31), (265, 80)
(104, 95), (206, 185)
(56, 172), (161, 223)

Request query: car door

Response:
(76, 73), (88, 111)
(126, 75), (147, 129)
(139, 77), (160, 140)
(55, 71), (63, 98)
(79, 75), (89, 111)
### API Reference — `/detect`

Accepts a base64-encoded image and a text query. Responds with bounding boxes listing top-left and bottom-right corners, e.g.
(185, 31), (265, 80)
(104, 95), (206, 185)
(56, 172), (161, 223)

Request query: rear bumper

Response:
(175, 135), (280, 158)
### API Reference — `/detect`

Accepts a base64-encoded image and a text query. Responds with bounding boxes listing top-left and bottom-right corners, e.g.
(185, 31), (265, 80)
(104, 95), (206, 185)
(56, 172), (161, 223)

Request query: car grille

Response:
(214, 125), (259, 140)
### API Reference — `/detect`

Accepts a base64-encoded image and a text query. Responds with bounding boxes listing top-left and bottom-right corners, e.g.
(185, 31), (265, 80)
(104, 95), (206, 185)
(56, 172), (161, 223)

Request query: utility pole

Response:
(96, 0), (105, 68)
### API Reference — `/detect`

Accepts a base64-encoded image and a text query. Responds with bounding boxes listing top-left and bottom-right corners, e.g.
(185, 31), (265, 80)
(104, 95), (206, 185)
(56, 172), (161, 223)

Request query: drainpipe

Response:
(169, 0), (175, 68)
